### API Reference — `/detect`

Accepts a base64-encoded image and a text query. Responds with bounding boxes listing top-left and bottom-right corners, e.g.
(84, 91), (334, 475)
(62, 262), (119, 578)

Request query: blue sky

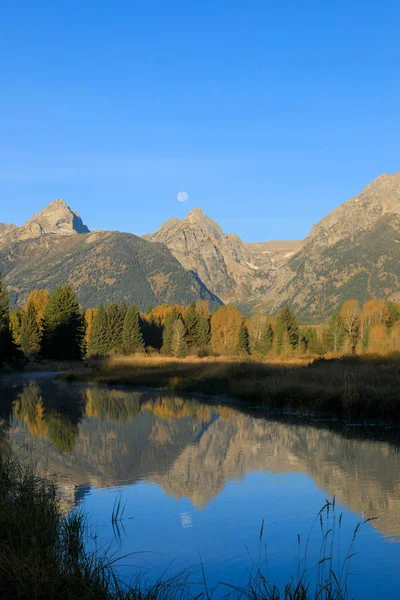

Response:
(1, 0), (400, 242)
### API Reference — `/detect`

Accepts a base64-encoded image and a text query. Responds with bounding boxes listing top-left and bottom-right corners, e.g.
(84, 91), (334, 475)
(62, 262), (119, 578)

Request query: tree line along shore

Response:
(2, 273), (400, 422)
(3, 269), (400, 363)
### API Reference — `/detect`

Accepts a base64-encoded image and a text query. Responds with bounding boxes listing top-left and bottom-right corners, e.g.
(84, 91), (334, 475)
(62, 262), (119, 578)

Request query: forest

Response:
(2, 266), (400, 365)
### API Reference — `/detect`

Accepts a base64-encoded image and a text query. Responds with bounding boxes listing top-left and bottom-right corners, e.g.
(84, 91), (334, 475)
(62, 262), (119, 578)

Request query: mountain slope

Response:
(0, 201), (221, 309)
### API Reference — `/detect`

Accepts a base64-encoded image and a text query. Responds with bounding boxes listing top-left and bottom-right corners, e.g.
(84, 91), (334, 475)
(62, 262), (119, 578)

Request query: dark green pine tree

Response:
(261, 322), (274, 354)
(276, 305), (299, 354)
(385, 301), (400, 329)
(106, 303), (126, 353)
(184, 303), (200, 348)
(162, 307), (180, 355)
(142, 314), (163, 350)
(19, 302), (41, 356)
(122, 306), (144, 354)
(41, 286), (85, 360)
(197, 316), (211, 349)
(0, 273), (18, 364)
(89, 303), (109, 355)
(237, 322), (250, 355)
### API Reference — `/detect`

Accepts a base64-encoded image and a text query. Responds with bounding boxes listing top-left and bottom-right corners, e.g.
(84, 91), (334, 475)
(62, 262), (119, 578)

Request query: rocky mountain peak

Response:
(183, 207), (223, 237)
(17, 199), (90, 240)
(0, 223), (15, 235)
(307, 171), (400, 248)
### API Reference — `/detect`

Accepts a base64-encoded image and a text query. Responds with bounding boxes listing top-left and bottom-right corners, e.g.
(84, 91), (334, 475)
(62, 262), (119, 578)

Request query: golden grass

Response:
(62, 352), (400, 422)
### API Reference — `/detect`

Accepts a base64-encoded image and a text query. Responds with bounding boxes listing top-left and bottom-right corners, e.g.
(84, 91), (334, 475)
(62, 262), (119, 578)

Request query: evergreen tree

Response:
(324, 314), (346, 353)
(142, 313), (163, 350)
(276, 305), (299, 354)
(197, 316), (211, 349)
(385, 301), (400, 329)
(237, 322), (250, 354)
(299, 326), (319, 354)
(162, 307), (180, 355)
(171, 318), (188, 358)
(20, 302), (41, 356)
(0, 273), (18, 364)
(41, 286), (85, 360)
(184, 303), (201, 348)
(261, 322), (274, 354)
(361, 326), (370, 351)
(122, 306), (144, 354)
(89, 303), (109, 355)
(106, 303), (125, 353)
(9, 308), (23, 345)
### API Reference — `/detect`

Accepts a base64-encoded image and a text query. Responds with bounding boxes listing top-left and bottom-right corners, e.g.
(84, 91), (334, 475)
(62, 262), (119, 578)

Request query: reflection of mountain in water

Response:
(2, 379), (400, 539)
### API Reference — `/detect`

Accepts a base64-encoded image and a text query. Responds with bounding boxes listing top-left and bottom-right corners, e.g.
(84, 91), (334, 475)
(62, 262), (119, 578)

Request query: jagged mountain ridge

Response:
(145, 207), (302, 304)
(147, 172), (400, 318)
(0, 200), (221, 309)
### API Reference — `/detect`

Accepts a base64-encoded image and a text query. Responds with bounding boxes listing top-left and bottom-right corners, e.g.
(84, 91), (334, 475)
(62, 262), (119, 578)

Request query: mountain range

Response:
(0, 200), (220, 310)
(2, 171), (400, 317)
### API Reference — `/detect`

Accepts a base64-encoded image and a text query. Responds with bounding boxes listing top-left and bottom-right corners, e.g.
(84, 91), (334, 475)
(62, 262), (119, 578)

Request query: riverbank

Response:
(60, 353), (400, 423)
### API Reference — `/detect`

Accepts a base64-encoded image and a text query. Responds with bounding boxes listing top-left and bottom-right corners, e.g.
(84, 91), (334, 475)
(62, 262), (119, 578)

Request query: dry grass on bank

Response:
(62, 353), (400, 422)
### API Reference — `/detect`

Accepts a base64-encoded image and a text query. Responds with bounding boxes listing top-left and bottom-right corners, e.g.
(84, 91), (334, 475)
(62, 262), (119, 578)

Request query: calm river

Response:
(1, 374), (400, 598)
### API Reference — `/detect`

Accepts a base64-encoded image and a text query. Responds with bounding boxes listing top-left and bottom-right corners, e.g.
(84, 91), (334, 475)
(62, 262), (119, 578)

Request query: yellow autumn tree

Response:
(368, 323), (388, 354)
(196, 299), (211, 319)
(389, 321), (400, 352)
(360, 299), (389, 330)
(26, 289), (50, 328)
(248, 313), (268, 353)
(340, 299), (361, 354)
(85, 307), (97, 349)
(210, 305), (243, 355)
(147, 303), (184, 326)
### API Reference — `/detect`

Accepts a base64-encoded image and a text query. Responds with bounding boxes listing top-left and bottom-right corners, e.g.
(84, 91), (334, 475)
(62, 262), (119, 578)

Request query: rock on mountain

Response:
(0, 201), (221, 310)
(0, 223), (17, 235)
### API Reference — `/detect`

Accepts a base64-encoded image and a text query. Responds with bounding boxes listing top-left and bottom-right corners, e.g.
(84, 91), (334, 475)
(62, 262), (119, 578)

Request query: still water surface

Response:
(1, 374), (400, 598)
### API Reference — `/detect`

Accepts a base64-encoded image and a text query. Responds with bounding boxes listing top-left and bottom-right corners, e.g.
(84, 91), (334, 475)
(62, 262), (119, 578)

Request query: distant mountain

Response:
(0, 200), (221, 309)
(145, 207), (303, 304)
(147, 172), (400, 319)
(271, 172), (400, 318)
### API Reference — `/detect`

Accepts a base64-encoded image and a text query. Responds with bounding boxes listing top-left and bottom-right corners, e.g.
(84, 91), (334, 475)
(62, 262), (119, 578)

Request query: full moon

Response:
(177, 191), (188, 202)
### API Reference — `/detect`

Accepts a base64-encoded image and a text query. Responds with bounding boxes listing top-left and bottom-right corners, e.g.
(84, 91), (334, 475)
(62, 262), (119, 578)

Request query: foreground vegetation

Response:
(62, 353), (400, 423)
(0, 448), (365, 600)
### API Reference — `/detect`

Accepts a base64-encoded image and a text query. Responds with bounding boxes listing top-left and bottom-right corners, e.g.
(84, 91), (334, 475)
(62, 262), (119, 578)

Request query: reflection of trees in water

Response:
(7, 381), (400, 538)
(13, 383), (79, 452)
(84, 388), (214, 425)
(142, 396), (213, 424)
(85, 388), (141, 422)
